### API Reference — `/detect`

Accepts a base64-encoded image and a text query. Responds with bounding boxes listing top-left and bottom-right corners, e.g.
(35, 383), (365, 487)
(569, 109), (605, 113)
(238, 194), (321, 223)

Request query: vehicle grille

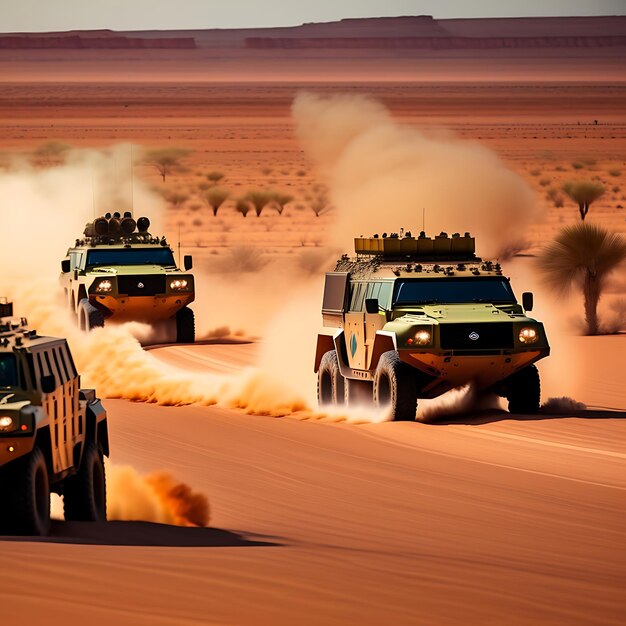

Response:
(117, 275), (165, 296)
(439, 322), (514, 351)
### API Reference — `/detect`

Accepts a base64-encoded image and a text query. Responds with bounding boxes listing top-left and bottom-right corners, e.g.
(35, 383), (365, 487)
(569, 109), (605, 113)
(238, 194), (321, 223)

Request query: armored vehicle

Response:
(0, 301), (109, 535)
(315, 231), (550, 421)
(60, 212), (195, 342)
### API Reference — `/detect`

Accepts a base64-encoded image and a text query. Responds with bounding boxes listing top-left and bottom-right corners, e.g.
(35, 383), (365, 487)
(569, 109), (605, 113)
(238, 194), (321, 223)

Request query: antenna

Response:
(422, 207), (425, 232)
(177, 222), (181, 267)
(91, 168), (96, 219)
(130, 143), (134, 216)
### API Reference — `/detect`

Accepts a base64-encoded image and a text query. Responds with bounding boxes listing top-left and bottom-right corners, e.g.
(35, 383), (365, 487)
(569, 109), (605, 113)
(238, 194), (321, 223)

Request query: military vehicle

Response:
(60, 212), (195, 342)
(0, 301), (109, 535)
(315, 231), (550, 421)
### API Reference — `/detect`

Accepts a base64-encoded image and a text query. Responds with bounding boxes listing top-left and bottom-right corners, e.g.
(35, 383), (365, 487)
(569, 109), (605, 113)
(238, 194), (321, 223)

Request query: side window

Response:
(52, 348), (67, 384)
(70, 252), (84, 270)
(58, 345), (71, 381)
(26, 354), (36, 388)
(350, 283), (366, 312)
(366, 283), (382, 301)
(43, 350), (59, 388)
(378, 282), (393, 309)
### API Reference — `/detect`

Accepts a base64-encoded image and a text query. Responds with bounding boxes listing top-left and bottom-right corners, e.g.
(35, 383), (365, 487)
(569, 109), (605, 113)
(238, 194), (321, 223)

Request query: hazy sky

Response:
(2, 0), (624, 32)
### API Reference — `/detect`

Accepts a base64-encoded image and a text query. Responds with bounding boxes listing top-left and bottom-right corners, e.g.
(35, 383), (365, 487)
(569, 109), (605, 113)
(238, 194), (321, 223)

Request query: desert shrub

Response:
(235, 199), (250, 218)
(165, 191), (189, 207)
(612, 186), (620, 193)
(244, 190), (273, 217)
(562, 181), (605, 220)
(539, 178), (550, 187)
(206, 171), (225, 184)
(145, 147), (191, 181)
(608, 169), (621, 177)
(529, 169), (541, 177)
(296, 169), (307, 177)
(192, 218), (203, 227)
(571, 162), (584, 170)
(270, 192), (294, 215)
(260, 167), (272, 176)
(204, 187), (229, 216)
(555, 165), (565, 172)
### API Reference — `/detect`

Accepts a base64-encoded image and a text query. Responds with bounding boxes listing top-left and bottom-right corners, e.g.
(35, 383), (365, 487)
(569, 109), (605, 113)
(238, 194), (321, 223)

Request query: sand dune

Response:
(1, 338), (624, 626)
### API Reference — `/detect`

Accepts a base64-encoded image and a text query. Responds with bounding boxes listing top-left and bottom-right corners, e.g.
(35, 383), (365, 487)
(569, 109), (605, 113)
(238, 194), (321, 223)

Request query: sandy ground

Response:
(1, 340), (624, 626)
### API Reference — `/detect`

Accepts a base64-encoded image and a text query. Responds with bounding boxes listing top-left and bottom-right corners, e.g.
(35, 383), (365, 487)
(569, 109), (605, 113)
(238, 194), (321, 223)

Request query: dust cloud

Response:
(107, 464), (210, 526)
(52, 464), (210, 526)
(292, 92), (543, 259)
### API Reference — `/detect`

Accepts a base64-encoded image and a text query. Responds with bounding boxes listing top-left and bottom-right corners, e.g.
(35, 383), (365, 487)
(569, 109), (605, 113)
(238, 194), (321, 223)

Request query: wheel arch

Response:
(369, 332), (397, 371)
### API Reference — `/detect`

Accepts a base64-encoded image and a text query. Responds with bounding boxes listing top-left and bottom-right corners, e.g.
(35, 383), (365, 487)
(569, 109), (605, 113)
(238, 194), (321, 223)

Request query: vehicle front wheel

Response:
(0, 447), (51, 536)
(317, 350), (345, 406)
(503, 365), (541, 414)
(77, 298), (104, 332)
(63, 441), (107, 522)
(374, 351), (418, 421)
(175, 306), (195, 344)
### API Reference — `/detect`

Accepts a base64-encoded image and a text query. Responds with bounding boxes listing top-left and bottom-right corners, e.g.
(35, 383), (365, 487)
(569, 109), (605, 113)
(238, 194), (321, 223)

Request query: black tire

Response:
(0, 447), (51, 536)
(373, 351), (418, 422)
(317, 350), (345, 406)
(344, 378), (373, 407)
(504, 365), (541, 414)
(63, 441), (107, 522)
(176, 306), (195, 344)
(78, 298), (104, 331)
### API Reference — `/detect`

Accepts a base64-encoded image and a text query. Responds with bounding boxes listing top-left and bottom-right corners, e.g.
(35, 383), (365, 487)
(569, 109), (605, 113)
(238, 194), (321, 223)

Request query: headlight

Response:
(170, 279), (189, 291)
(407, 329), (432, 346)
(519, 327), (539, 344)
(0, 416), (14, 432)
(96, 279), (113, 293)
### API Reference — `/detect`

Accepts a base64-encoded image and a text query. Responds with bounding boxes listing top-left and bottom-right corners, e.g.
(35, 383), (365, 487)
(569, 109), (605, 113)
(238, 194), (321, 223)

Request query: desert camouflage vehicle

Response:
(60, 212), (195, 342)
(315, 231), (550, 421)
(0, 301), (108, 535)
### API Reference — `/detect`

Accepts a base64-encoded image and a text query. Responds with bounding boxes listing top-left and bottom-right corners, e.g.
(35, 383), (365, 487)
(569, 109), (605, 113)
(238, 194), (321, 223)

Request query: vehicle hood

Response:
(88, 265), (178, 275)
(395, 303), (534, 324)
(0, 394), (31, 412)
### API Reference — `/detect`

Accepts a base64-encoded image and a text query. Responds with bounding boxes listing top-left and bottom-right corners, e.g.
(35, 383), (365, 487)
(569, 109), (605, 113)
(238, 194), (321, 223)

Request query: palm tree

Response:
(538, 223), (626, 335)
(562, 181), (605, 221)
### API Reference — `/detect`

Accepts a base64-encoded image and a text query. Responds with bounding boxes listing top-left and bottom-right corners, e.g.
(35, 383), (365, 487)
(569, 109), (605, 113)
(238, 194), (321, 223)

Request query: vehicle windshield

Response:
(86, 248), (176, 268)
(0, 354), (18, 388)
(394, 278), (516, 306)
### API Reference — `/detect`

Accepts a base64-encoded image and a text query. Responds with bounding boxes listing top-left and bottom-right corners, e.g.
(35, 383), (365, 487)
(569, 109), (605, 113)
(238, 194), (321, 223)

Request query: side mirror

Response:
(184, 255), (193, 271)
(365, 298), (379, 314)
(61, 259), (71, 273)
(522, 291), (534, 312)
(40, 374), (56, 394)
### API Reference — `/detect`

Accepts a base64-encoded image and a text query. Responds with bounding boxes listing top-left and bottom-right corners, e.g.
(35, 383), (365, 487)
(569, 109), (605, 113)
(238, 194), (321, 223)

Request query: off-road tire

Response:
(0, 447), (51, 536)
(504, 365), (541, 414)
(344, 378), (373, 407)
(317, 350), (345, 406)
(373, 351), (418, 421)
(175, 306), (195, 344)
(78, 298), (104, 331)
(63, 441), (107, 522)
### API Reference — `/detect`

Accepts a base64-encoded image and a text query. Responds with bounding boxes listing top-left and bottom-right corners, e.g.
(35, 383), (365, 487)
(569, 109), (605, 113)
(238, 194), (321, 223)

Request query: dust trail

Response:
(52, 464), (210, 526)
(292, 92), (543, 259)
(107, 465), (210, 526)
(418, 386), (501, 423)
(542, 397), (587, 413)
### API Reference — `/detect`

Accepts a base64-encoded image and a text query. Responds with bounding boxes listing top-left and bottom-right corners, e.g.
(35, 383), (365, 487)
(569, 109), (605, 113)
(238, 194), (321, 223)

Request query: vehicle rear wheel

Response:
(0, 447), (51, 536)
(373, 351), (418, 421)
(175, 306), (195, 344)
(504, 365), (541, 414)
(317, 350), (345, 406)
(63, 441), (107, 522)
(77, 298), (104, 331)
(344, 378), (373, 407)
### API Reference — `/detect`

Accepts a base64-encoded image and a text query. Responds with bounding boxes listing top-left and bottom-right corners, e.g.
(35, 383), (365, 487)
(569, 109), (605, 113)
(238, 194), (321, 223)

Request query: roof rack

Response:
(354, 231), (477, 261)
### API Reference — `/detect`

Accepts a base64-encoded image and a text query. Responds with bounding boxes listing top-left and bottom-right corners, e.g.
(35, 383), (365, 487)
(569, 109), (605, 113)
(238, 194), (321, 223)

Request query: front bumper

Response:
(90, 293), (194, 322)
(399, 348), (549, 398)
(0, 434), (35, 467)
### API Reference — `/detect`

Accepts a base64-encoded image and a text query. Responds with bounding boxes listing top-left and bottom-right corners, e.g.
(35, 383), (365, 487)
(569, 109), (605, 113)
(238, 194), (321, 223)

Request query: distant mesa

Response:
(0, 35), (196, 49)
(245, 35), (626, 50)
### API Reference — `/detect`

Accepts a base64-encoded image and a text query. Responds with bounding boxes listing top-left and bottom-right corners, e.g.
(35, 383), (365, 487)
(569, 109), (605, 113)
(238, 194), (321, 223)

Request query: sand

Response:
(1, 340), (624, 626)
